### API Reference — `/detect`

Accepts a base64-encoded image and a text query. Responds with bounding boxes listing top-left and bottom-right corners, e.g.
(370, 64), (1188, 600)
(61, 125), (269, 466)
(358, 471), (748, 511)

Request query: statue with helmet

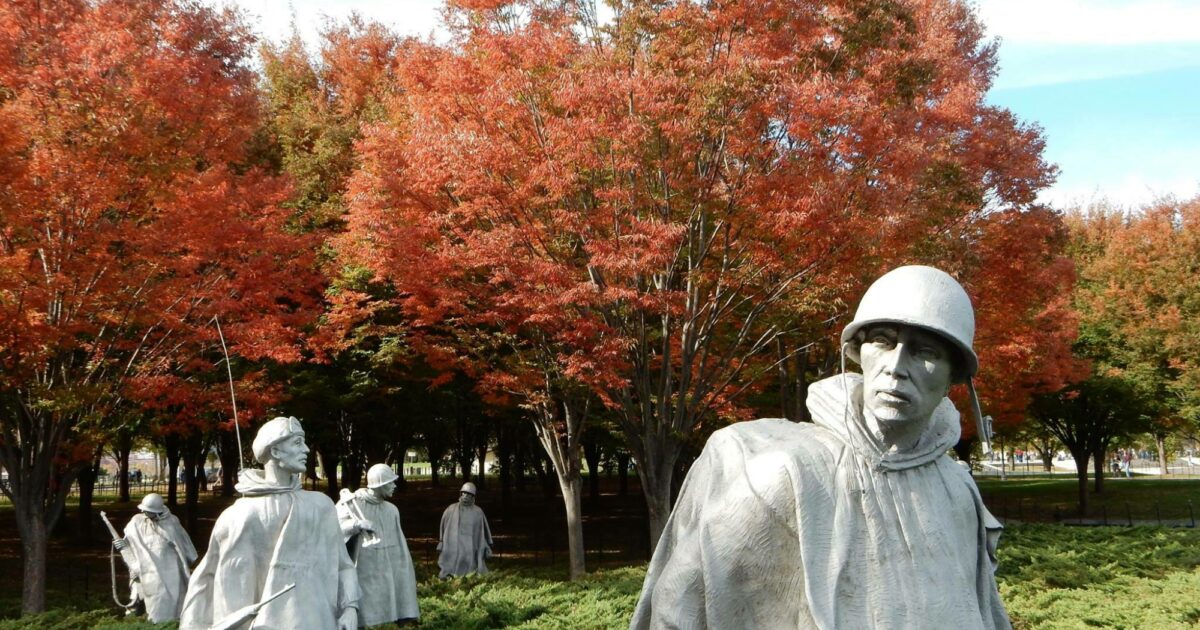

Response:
(336, 463), (420, 626)
(180, 416), (361, 630)
(437, 481), (494, 578)
(631, 266), (1010, 630)
(109, 493), (197, 622)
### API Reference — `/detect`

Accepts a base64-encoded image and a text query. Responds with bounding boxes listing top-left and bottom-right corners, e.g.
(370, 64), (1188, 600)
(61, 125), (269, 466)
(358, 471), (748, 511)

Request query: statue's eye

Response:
(915, 345), (942, 360)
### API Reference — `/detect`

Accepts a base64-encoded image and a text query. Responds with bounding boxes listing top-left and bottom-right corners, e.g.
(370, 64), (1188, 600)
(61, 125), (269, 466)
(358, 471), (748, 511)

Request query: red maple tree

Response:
(340, 0), (1065, 560)
(0, 0), (318, 612)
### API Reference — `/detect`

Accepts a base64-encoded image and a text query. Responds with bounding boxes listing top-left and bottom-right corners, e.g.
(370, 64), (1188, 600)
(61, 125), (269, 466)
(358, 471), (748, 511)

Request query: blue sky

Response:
(220, 0), (1200, 209)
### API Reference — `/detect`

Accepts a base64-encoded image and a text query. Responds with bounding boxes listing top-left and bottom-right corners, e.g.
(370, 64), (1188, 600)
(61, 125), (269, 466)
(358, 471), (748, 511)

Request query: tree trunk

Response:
(318, 448), (340, 499)
(635, 449), (677, 555)
(165, 433), (182, 508)
(76, 451), (103, 544)
(427, 436), (447, 488)
(617, 451), (629, 497)
(496, 422), (513, 518)
(530, 396), (589, 581)
(18, 512), (48, 615)
(1155, 433), (1169, 476)
(344, 455), (363, 491)
(514, 438), (527, 492)
(952, 438), (974, 471)
(1040, 448), (1053, 473)
(1071, 449), (1089, 517)
(1093, 449), (1106, 494)
(219, 429), (237, 497)
(182, 433), (204, 535)
(583, 433), (602, 501)
(475, 442), (488, 489)
(558, 474), (586, 580)
(115, 437), (132, 503)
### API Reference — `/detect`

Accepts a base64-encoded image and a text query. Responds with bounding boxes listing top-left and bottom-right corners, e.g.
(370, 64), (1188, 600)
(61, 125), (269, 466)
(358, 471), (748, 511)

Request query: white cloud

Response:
(973, 0), (1200, 45)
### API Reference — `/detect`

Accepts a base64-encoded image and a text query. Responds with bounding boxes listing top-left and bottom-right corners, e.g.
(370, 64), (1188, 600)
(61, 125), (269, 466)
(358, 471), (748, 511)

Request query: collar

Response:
(807, 373), (961, 471)
(234, 469), (301, 496)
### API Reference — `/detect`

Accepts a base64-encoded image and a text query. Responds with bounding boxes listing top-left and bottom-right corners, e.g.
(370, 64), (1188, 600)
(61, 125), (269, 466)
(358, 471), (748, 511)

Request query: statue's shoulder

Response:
(708, 418), (843, 464)
(298, 488), (336, 509)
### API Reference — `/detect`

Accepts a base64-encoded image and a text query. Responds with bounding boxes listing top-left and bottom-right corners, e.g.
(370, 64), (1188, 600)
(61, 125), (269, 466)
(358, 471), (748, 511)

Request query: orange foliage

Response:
(0, 0), (320, 574)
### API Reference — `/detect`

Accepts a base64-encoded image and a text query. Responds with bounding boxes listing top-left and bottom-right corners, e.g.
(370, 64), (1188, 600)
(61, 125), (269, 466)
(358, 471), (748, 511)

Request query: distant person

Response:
(438, 482), (493, 578)
(180, 416), (360, 630)
(338, 464), (420, 626)
(113, 493), (197, 623)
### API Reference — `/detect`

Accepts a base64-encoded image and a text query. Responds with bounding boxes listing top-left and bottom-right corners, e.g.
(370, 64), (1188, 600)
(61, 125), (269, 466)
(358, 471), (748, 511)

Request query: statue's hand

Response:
(436, 541), (443, 551)
(337, 607), (358, 630)
(113, 538), (129, 551)
(357, 518), (375, 533)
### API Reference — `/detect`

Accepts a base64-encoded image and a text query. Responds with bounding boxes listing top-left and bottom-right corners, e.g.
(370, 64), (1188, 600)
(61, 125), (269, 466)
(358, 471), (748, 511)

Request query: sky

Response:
(217, 0), (1200, 209)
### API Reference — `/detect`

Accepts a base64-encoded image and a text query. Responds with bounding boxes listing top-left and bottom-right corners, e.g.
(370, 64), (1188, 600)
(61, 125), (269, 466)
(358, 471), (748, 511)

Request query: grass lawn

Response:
(3, 523), (1199, 629)
(978, 478), (1200, 524)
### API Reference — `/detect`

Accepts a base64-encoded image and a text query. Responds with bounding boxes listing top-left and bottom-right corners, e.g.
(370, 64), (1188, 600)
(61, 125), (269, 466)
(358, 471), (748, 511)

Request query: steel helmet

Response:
(460, 482), (477, 496)
(366, 463), (399, 489)
(841, 265), (977, 379)
(137, 493), (167, 515)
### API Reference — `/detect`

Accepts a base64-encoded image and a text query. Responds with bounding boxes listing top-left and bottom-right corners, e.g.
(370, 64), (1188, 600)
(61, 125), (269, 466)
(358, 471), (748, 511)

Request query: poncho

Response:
(337, 489), (420, 626)
(437, 502), (492, 578)
(123, 511), (197, 622)
(179, 470), (360, 630)
(631, 374), (1009, 630)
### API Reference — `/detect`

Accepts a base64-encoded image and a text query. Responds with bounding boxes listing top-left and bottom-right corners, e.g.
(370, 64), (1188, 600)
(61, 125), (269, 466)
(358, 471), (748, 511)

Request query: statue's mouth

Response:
(876, 388), (911, 404)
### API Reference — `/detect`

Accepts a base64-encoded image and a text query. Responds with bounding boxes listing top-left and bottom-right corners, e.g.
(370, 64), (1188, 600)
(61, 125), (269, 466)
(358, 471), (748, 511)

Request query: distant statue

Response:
(437, 482), (493, 578)
(180, 417), (360, 630)
(110, 493), (197, 622)
(337, 464), (420, 626)
(632, 266), (1010, 629)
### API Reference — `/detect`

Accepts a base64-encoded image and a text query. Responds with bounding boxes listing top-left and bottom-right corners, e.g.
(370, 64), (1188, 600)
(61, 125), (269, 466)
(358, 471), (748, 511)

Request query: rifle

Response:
(209, 583), (296, 630)
(100, 511), (140, 609)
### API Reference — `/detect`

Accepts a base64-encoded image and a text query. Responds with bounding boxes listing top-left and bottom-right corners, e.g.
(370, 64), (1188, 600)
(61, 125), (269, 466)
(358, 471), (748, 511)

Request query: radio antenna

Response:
(213, 316), (245, 472)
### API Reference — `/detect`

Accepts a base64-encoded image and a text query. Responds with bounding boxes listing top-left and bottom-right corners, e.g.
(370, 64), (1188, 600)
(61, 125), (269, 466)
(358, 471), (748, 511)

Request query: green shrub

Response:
(6, 525), (1200, 629)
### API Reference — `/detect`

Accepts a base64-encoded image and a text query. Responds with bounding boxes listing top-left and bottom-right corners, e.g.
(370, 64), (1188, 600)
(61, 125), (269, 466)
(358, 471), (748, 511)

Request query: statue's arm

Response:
(437, 507), (450, 551)
(120, 521), (142, 578)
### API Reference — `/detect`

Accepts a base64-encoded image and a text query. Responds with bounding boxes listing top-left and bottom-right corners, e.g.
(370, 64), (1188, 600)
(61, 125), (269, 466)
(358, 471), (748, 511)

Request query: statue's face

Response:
(859, 323), (954, 429)
(460, 491), (476, 506)
(270, 434), (309, 474)
(375, 481), (396, 498)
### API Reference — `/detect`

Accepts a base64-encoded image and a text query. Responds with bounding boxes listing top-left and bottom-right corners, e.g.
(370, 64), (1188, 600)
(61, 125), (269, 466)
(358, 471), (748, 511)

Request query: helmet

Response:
(841, 265), (977, 379)
(252, 416), (305, 463)
(460, 482), (477, 496)
(367, 463), (399, 489)
(137, 493), (167, 515)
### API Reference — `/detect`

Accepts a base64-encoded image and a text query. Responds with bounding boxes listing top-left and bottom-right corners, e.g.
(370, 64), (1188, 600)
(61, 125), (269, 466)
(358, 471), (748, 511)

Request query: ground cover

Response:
(3, 524), (1199, 629)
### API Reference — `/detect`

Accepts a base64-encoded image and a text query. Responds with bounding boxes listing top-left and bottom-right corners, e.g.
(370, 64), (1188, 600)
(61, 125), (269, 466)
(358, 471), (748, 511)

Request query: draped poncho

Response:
(631, 374), (1009, 630)
(437, 502), (492, 578)
(180, 470), (360, 630)
(123, 511), (197, 622)
(337, 489), (420, 626)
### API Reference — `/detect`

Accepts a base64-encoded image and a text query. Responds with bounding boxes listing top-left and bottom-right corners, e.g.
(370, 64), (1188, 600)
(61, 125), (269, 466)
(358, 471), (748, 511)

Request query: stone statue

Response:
(180, 417), (360, 630)
(437, 482), (493, 578)
(337, 463), (420, 627)
(631, 266), (1010, 630)
(112, 493), (197, 622)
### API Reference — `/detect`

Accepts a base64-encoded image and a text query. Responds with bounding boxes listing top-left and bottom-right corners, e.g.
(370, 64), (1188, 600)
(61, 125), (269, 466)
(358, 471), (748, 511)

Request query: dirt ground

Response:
(0, 475), (651, 617)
